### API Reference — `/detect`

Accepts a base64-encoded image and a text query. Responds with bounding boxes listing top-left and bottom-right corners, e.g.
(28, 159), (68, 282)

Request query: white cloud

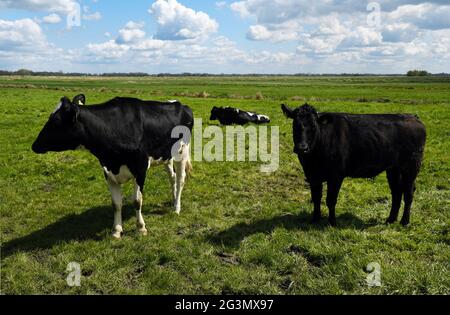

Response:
(247, 21), (300, 42)
(230, 1), (250, 18)
(216, 1), (227, 9)
(131, 38), (165, 51)
(42, 13), (62, 24)
(0, 0), (79, 14)
(387, 3), (450, 30)
(0, 18), (67, 71)
(0, 18), (48, 51)
(83, 12), (102, 21)
(231, 0), (450, 45)
(149, 0), (218, 40)
(382, 23), (419, 42)
(86, 40), (130, 60)
(1, 1), (450, 74)
(116, 21), (146, 44)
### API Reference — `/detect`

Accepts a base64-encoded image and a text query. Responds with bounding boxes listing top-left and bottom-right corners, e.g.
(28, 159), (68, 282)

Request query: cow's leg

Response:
(386, 168), (403, 224)
(310, 183), (323, 223)
(400, 176), (417, 226)
(164, 159), (177, 206)
(326, 178), (343, 227)
(133, 180), (147, 236)
(133, 159), (149, 235)
(173, 159), (187, 214)
(107, 179), (123, 239)
(400, 158), (421, 226)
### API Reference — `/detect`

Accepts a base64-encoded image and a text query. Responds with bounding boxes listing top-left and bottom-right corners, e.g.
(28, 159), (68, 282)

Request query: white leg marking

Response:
(164, 159), (177, 205)
(107, 179), (123, 239)
(174, 143), (190, 214)
(133, 180), (147, 236)
(174, 159), (187, 215)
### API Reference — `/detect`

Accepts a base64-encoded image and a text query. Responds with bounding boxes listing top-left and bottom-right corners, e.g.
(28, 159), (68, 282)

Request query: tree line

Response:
(0, 69), (448, 77)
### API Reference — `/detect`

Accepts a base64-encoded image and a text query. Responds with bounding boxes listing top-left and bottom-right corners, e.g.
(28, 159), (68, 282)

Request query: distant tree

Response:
(16, 69), (34, 75)
(407, 70), (429, 76)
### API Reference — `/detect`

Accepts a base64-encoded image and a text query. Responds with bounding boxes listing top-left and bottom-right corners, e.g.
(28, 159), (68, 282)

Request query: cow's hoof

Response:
(400, 219), (410, 227)
(112, 231), (122, 240)
(175, 208), (181, 215)
(385, 218), (396, 225)
(137, 228), (148, 236)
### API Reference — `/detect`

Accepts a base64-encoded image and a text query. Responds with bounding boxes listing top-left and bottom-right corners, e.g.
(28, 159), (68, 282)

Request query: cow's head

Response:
(210, 106), (220, 121)
(32, 95), (85, 154)
(282, 103), (320, 155)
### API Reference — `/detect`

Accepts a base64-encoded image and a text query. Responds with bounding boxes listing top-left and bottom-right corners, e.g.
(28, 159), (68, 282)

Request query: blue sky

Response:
(0, 0), (449, 74)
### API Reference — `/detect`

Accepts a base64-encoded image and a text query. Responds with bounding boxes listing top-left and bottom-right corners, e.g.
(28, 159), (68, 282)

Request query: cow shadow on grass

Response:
(207, 211), (379, 249)
(1, 205), (134, 259)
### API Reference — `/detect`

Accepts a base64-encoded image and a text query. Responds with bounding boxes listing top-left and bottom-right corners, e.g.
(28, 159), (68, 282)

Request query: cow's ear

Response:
(281, 104), (294, 119)
(60, 96), (72, 110)
(60, 96), (79, 123)
(72, 94), (86, 106)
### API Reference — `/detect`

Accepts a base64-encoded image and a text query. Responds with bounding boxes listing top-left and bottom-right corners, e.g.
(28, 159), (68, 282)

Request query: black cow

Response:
(210, 106), (270, 125)
(281, 103), (426, 226)
(32, 95), (194, 239)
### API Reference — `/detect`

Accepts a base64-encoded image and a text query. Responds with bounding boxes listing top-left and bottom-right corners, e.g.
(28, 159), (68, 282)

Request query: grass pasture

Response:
(0, 75), (449, 295)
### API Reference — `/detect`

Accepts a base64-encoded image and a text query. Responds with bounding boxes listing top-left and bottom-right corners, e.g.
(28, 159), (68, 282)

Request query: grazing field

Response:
(0, 76), (449, 295)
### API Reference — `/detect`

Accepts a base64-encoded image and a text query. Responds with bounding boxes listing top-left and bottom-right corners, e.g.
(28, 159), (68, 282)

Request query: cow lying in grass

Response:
(282, 103), (426, 226)
(210, 106), (270, 125)
(32, 95), (194, 239)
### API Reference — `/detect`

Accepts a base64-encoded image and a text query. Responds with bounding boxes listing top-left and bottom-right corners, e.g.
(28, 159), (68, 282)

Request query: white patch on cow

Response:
(103, 165), (134, 185)
(78, 100), (84, 105)
(133, 180), (147, 236)
(247, 112), (255, 117)
(168, 100), (178, 103)
(257, 114), (269, 121)
(106, 179), (123, 239)
(52, 101), (62, 114)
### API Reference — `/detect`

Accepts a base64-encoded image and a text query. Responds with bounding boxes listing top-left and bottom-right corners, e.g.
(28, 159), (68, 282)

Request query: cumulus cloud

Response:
(231, 0), (450, 41)
(0, 0), (79, 14)
(86, 40), (130, 60)
(149, 0), (218, 40)
(0, 18), (49, 51)
(382, 23), (419, 42)
(387, 3), (450, 30)
(247, 21), (300, 42)
(0, 18), (67, 71)
(1, 0), (449, 74)
(215, 1), (227, 9)
(42, 13), (62, 24)
(116, 21), (146, 44)
(83, 12), (102, 21)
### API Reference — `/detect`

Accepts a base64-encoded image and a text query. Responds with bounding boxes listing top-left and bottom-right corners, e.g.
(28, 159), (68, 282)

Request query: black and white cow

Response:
(210, 106), (270, 125)
(282, 103), (426, 226)
(32, 95), (194, 239)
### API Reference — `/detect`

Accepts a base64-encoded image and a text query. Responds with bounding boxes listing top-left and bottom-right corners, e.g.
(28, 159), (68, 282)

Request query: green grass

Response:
(0, 76), (449, 295)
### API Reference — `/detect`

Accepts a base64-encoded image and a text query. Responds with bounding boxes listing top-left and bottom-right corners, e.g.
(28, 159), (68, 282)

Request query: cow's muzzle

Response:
(32, 142), (47, 154)
(298, 143), (310, 154)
